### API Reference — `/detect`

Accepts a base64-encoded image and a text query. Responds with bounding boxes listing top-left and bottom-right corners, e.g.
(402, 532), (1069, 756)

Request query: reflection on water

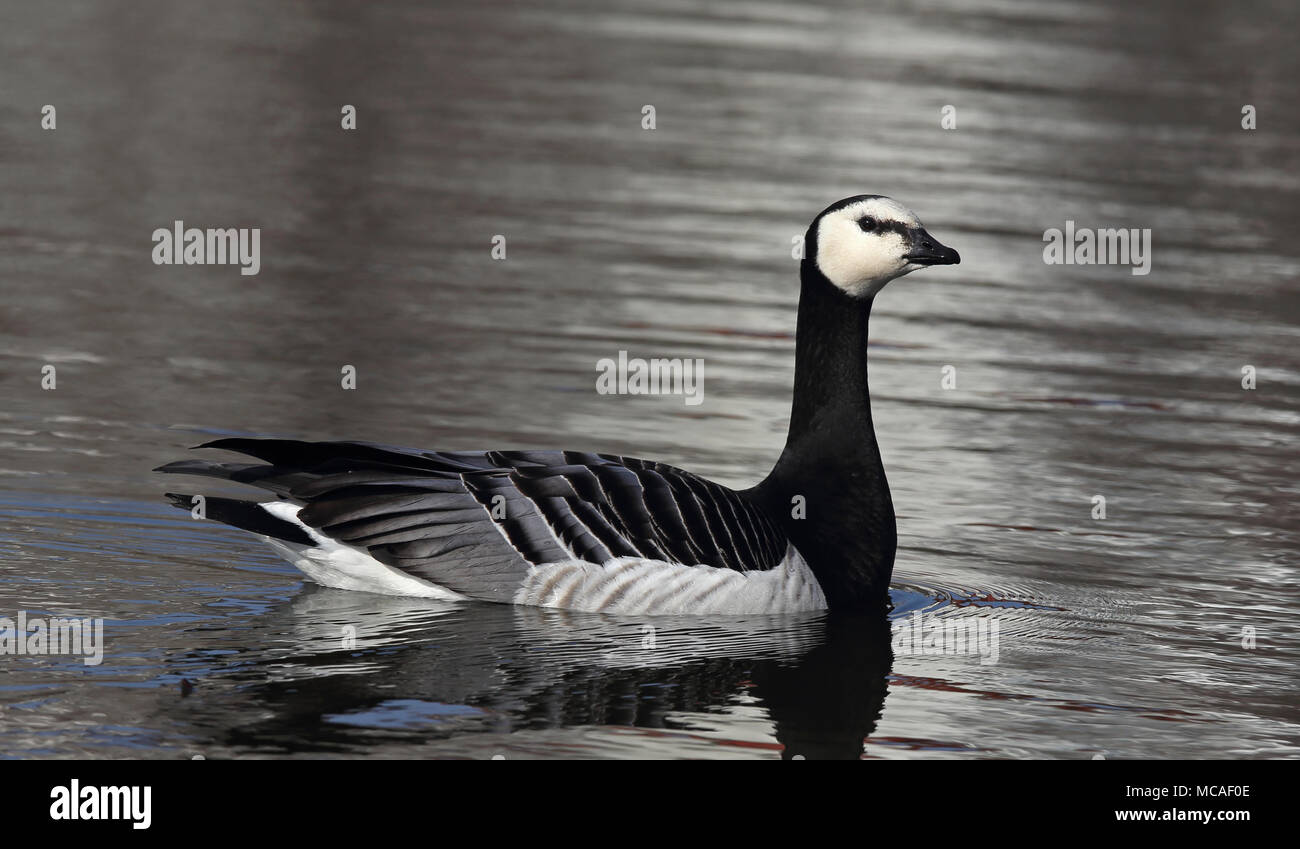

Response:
(1, 0), (1298, 758)
(174, 590), (892, 760)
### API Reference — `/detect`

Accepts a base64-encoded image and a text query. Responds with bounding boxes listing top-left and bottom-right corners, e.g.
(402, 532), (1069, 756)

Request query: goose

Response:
(157, 195), (959, 615)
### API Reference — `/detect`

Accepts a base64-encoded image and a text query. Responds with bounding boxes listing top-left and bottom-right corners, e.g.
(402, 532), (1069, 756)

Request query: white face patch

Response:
(813, 197), (925, 298)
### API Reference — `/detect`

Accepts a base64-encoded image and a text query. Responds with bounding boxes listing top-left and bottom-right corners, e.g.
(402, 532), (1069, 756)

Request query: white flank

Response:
(256, 502), (826, 615)
(513, 545), (827, 615)
(258, 501), (466, 600)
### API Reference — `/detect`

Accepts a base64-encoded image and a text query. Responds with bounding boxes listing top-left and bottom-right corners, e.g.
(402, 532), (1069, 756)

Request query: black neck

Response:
(749, 260), (896, 609)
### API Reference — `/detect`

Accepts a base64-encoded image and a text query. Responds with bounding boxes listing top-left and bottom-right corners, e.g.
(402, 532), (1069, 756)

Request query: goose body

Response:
(157, 195), (959, 614)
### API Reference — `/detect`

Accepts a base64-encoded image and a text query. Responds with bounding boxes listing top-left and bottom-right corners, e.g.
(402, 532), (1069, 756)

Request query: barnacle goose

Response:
(157, 195), (959, 614)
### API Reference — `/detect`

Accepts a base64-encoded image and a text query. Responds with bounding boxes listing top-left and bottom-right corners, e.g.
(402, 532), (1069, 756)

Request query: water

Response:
(2, 0), (1298, 759)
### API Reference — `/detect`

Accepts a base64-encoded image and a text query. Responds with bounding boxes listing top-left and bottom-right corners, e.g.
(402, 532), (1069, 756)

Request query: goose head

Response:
(806, 195), (960, 298)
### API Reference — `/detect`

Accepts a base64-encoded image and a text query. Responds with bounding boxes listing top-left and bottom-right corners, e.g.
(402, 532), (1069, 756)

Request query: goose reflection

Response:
(187, 586), (894, 759)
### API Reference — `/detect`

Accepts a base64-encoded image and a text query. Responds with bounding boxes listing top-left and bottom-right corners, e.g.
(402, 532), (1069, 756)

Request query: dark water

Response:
(2, 0), (1298, 758)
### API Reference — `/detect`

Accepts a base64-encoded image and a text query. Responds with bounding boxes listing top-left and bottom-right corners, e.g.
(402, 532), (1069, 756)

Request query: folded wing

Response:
(157, 438), (787, 603)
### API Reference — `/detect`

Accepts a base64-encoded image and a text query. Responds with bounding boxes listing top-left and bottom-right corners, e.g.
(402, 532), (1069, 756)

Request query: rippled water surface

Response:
(2, 0), (1298, 758)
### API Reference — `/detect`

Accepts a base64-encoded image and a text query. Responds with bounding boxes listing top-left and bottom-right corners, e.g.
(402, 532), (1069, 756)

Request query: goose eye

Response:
(857, 216), (877, 232)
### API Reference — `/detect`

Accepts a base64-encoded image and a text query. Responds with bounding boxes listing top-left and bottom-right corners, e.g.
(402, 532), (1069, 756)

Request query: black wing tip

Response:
(155, 460), (202, 474)
(161, 491), (315, 546)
